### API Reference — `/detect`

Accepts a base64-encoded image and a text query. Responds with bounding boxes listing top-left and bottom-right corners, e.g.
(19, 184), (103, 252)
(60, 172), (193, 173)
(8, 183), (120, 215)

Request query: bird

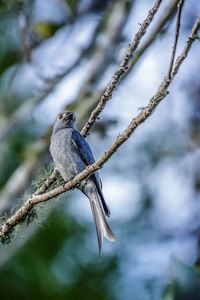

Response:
(49, 111), (116, 257)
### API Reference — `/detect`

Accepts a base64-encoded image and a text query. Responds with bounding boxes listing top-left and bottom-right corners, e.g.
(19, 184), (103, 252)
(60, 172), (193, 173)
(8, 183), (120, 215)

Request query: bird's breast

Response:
(50, 129), (86, 181)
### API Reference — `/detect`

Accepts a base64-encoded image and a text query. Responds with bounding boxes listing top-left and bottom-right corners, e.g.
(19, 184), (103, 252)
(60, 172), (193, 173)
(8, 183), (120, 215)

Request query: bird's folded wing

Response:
(71, 130), (110, 217)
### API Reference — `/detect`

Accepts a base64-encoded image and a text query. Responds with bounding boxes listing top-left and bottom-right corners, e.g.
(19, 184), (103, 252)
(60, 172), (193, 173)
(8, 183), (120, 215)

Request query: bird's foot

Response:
(62, 176), (76, 188)
(62, 182), (67, 189)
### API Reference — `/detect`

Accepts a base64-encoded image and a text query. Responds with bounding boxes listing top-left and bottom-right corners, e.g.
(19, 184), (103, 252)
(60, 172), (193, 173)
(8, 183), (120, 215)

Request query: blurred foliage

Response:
(162, 257), (200, 300)
(33, 21), (64, 40)
(65, 0), (80, 18)
(0, 124), (38, 188)
(0, 205), (118, 299)
(0, 7), (21, 75)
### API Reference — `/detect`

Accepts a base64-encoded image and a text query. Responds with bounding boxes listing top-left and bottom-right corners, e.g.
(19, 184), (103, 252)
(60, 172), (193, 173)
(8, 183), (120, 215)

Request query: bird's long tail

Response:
(89, 194), (116, 257)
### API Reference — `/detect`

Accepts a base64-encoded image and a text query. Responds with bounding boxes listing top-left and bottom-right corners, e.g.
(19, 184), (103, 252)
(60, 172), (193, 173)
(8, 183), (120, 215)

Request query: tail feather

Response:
(90, 200), (103, 257)
(92, 175), (111, 217)
(89, 197), (116, 257)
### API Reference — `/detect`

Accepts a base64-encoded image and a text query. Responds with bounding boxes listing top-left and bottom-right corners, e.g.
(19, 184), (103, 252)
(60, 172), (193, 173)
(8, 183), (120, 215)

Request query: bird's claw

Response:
(62, 182), (67, 189)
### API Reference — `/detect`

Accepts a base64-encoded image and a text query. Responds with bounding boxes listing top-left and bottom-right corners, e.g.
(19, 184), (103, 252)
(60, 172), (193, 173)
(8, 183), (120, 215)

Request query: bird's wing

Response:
(72, 130), (95, 165)
(71, 130), (110, 217)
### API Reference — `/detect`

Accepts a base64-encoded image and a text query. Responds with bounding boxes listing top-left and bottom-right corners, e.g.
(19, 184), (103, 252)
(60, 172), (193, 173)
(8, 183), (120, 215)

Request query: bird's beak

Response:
(64, 112), (73, 121)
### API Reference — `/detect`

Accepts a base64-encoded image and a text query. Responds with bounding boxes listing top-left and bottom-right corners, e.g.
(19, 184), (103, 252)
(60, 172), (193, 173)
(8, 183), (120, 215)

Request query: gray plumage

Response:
(50, 111), (116, 256)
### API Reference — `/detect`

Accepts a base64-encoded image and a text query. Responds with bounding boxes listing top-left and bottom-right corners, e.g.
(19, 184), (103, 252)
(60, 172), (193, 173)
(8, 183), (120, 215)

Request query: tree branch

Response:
(167, 0), (185, 79)
(171, 16), (200, 80)
(124, 0), (180, 79)
(80, 0), (163, 137)
(0, 13), (199, 243)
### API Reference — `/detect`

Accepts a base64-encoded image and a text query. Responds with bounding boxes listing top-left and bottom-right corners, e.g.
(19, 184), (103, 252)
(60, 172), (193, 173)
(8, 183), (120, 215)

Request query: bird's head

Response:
(53, 111), (76, 133)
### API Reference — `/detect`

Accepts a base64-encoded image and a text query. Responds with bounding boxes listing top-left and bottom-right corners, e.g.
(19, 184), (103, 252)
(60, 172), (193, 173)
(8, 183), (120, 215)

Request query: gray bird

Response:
(50, 111), (116, 256)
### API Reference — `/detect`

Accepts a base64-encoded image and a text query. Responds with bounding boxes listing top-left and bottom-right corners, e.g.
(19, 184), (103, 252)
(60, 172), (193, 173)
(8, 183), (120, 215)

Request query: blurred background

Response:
(0, 0), (200, 299)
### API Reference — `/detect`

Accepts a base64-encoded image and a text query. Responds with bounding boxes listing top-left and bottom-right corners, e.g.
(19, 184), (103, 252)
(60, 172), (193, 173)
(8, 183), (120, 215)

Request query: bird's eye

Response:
(58, 114), (63, 120)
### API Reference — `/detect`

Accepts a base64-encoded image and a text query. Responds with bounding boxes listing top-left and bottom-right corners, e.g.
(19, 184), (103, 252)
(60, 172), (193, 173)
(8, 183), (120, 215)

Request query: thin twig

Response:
(124, 0), (180, 79)
(0, 14), (199, 242)
(80, 0), (163, 137)
(171, 16), (200, 79)
(167, 0), (185, 79)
